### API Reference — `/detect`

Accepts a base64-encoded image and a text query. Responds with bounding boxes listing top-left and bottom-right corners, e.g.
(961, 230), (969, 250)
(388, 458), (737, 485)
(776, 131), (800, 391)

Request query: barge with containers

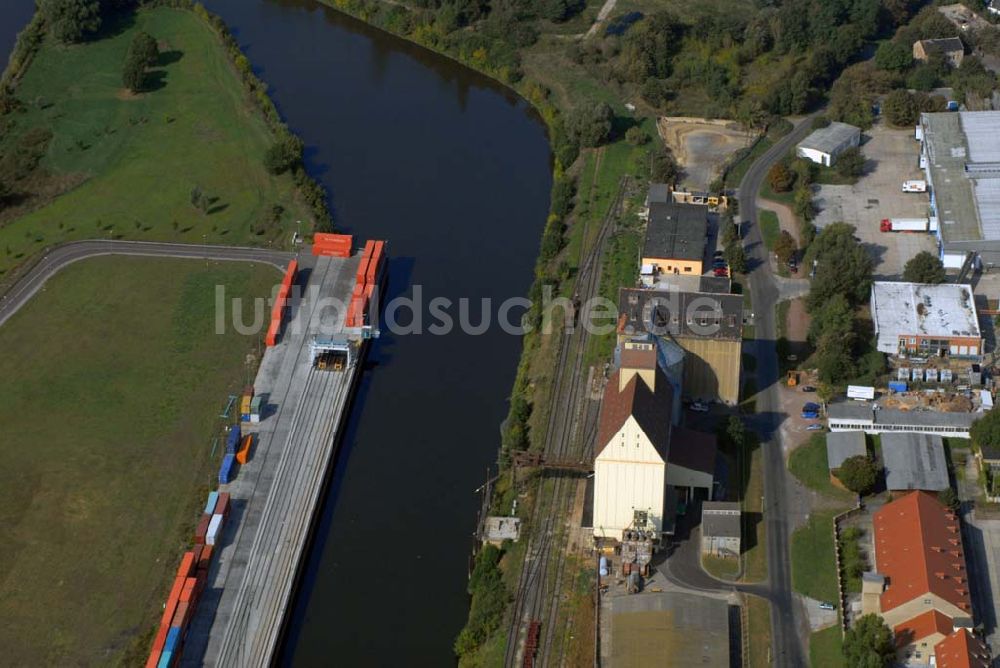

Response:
(173, 235), (386, 667)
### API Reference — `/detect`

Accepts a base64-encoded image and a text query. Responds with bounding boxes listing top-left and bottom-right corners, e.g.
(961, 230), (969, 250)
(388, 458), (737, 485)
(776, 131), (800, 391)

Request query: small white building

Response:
(796, 122), (861, 166)
(701, 502), (741, 557)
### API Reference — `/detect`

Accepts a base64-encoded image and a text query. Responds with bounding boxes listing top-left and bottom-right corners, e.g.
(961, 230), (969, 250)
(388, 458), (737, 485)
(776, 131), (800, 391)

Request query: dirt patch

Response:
(657, 117), (754, 191)
(114, 88), (142, 101)
(786, 298), (809, 346)
(759, 198), (800, 246)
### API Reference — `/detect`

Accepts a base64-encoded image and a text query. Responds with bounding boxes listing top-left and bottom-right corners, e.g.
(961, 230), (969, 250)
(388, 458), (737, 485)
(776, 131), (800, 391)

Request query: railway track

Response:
(504, 176), (629, 668)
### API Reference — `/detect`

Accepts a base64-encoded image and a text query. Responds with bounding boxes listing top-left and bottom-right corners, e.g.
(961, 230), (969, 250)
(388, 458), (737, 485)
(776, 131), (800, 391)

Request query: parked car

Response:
(803, 402), (820, 411)
(788, 261), (798, 273)
(690, 401), (710, 413)
(806, 424), (824, 431)
(713, 267), (729, 277)
(801, 410), (819, 419)
(801, 385), (816, 393)
(713, 249), (724, 258)
(819, 602), (835, 611)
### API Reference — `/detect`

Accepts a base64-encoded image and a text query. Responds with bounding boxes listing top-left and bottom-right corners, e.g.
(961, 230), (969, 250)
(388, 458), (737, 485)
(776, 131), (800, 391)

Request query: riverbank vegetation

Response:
(0, 1), (326, 284)
(0, 256), (278, 665)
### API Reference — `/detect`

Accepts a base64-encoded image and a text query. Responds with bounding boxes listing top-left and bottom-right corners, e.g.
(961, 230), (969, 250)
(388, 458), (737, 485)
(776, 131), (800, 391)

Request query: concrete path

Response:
(584, 0), (617, 38)
(0, 239), (293, 328)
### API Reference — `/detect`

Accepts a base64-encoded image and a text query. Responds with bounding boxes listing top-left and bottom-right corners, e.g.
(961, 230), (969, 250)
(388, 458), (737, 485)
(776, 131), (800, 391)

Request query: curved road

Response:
(0, 239), (294, 329)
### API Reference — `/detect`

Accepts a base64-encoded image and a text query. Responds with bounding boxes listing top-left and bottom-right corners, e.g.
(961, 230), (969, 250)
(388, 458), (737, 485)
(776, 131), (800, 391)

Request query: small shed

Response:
(700, 501), (741, 558)
(980, 445), (1000, 472)
(482, 516), (521, 547)
(912, 37), (964, 68)
(882, 432), (949, 492)
(796, 122), (861, 167)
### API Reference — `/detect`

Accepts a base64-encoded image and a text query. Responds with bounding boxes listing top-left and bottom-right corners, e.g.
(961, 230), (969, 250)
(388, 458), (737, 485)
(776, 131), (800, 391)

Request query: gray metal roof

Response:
(921, 111), (1000, 245)
(701, 501), (741, 538)
(827, 402), (977, 429)
(643, 202), (708, 262)
(881, 432), (950, 491)
(646, 183), (670, 206)
(826, 431), (867, 470)
(797, 122), (860, 155)
(618, 287), (744, 341)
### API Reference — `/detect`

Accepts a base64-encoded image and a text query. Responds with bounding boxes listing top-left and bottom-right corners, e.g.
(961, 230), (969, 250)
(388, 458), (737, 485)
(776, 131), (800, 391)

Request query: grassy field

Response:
(810, 624), (847, 668)
(0, 256), (279, 665)
(790, 510), (842, 603)
(702, 554), (741, 580)
(0, 7), (310, 279)
(758, 209), (780, 251)
(747, 595), (773, 668)
(789, 434), (856, 503)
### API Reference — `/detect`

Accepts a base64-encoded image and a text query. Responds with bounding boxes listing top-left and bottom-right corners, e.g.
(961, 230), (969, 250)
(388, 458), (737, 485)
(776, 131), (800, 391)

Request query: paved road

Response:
(0, 239), (293, 328)
(737, 115), (822, 668)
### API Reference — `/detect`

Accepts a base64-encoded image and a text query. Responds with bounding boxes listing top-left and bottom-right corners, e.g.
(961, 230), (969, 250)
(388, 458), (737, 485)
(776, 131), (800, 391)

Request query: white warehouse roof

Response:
(871, 282), (980, 353)
(797, 122), (860, 155)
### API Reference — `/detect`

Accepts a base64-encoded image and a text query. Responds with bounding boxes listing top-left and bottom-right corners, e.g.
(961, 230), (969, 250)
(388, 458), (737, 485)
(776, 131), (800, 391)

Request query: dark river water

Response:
(1, 0), (550, 664)
(198, 1), (551, 663)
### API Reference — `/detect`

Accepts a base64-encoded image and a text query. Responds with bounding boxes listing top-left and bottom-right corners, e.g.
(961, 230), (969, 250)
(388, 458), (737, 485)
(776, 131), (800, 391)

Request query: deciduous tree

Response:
(774, 230), (797, 265)
(903, 251), (945, 284)
(768, 162), (795, 193)
(843, 614), (895, 667)
(39, 0), (102, 44)
(836, 455), (878, 495)
(836, 147), (865, 178)
(883, 89), (919, 127)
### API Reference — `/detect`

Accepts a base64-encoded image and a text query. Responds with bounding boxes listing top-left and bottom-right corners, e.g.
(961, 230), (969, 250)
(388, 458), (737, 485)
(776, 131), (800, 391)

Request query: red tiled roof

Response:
(934, 629), (991, 668)
(893, 609), (953, 648)
(595, 367), (672, 460)
(873, 491), (972, 615)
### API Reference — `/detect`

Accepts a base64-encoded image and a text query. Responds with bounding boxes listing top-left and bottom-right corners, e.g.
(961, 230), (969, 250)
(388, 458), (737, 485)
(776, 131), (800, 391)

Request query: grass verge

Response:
(810, 624), (847, 668)
(790, 510), (843, 603)
(747, 595), (773, 668)
(758, 209), (780, 251)
(0, 256), (279, 665)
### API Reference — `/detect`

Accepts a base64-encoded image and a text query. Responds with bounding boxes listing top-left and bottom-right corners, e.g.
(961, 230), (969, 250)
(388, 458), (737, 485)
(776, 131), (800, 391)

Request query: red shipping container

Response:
(214, 492), (231, 517)
(199, 544), (215, 567)
(194, 515), (211, 545)
(177, 551), (195, 578)
(312, 233), (352, 257)
(170, 600), (190, 629)
(180, 577), (197, 603)
(265, 318), (280, 347)
(145, 623), (169, 668)
(191, 545), (203, 565)
(355, 240), (375, 283)
(280, 259), (298, 291)
(366, 241), (384, 284)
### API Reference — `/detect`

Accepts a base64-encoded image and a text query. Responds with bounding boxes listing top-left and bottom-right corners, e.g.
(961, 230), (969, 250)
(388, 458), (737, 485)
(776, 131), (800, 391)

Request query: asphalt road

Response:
(0, 239), (294, 329)
(737, 115), (823, 668)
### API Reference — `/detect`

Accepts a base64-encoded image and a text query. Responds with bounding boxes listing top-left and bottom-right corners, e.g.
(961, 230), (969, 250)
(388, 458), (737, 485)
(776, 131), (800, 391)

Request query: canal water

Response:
(197, 1), (551, 664)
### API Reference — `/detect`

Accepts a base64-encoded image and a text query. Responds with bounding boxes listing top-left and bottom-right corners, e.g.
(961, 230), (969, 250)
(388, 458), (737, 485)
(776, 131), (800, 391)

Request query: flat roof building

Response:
(919, 111), (1000, 268)
(796, 122), (861, 167)
(827, 402), (978, 438)
(642, 202), (708, 277)
(826, 431), (867, 470)
(701, 501), (740, 557)
(881, 432), (950, 492)
(617, 287), (743, 405)
(871, 282), (982, 360)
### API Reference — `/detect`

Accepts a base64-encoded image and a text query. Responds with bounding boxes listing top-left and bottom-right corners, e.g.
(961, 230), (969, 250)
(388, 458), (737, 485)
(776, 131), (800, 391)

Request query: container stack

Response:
(146, 490), (230, 667)
(345, 239), (385, 328)
(265, 259), (298, 347)
(311, 232), (353, 257)
(249, 395), (263, 423)
(219, 425), (240, 485)
(239, 385), (254, 422)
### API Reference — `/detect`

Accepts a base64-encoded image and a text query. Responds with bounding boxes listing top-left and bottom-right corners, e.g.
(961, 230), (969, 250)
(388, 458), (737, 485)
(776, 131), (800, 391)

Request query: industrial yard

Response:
(0, 256), (280, 665)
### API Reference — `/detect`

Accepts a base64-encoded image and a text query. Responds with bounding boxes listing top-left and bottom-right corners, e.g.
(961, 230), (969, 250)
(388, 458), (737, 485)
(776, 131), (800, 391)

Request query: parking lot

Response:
(813, 123), (938, 278)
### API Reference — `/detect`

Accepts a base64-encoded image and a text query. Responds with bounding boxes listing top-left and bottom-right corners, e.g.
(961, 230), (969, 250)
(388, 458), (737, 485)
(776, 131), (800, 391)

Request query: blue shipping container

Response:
(158, 628), (181, 668)
(888, 381), (907, 393)
(225, 426), (241, 454)
(219, 454), (236, 484)
(204, 491), (219, 516)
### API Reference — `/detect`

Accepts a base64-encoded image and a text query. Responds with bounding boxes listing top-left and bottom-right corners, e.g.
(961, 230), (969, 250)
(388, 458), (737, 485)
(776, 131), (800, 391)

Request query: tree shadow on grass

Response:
(208, 203), (229, 215)
(158, 49), (183, 67)
(143, 71), (168, 93)
(92, 10), (137, 41)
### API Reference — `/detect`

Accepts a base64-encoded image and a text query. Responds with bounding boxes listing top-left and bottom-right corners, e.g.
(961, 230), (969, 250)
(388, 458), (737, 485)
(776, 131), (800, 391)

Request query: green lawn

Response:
(789, 434), (855, 503)
(758, 209), (780, 251)
(747, 595), (772, 668)
(0, 7), (310, 279)
(0, 256), (279, 665)
(702, 554), (741, 580)
(810, 624), (847, 668)
(791, 510), (843, 603)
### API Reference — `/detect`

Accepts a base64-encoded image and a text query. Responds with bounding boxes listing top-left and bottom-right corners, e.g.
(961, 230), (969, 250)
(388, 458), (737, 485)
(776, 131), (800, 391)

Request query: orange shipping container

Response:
(158, 575), (186, 629)
(265, 319), (280, 347)
(145, 623), (169, 668)
(366, 240), (384, 284)
(177, 551), (195, 578)
(312, 233), (353, 257)
(356, 240), (375, 283)
(280, 259), (298, 291)
(180, 577), (197, 603)
(170, 600), (190, 630)
(198, 545), (214, 567)
(236, 434), (253, 464)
